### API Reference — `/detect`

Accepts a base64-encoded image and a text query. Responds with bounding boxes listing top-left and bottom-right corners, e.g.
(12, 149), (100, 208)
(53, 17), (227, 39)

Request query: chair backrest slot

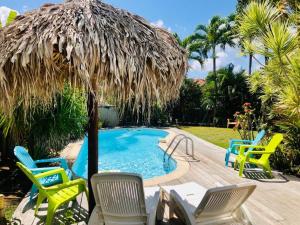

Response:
(14, 146), (37, 169)
(91, 172), (147, 221)
(194, 183), (256, 218)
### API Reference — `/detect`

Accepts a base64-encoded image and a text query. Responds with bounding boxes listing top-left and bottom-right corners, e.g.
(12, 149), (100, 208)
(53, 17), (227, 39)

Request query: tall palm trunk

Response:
(212, 47), (217, 126)
(249, 53), (253, 75)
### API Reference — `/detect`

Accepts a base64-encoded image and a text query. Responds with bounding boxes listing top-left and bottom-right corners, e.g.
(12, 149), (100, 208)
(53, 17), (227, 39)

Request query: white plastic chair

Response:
(88, 172), (163, 225)
(162, 182), (256, 225)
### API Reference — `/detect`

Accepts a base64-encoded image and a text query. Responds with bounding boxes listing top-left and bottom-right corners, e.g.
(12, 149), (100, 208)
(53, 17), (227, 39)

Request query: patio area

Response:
(12, 128), (300, 225)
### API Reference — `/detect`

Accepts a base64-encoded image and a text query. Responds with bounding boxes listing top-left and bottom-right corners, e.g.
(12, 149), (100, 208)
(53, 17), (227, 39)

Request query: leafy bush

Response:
(120, 78), (203, 126)
(237, 1), (300, 175)
(202, 64), (254, 126)
(171, 78), (204, 124)
(233, 102), (256, 140)
(1, 86), (87, 159)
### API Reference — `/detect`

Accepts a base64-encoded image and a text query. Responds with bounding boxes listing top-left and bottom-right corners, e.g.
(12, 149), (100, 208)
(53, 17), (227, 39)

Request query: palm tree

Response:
(190, 15), (235, 125)
(202, 64), (251, 125)
(173, 33), (206, 67)
(236, 0), (298, 67)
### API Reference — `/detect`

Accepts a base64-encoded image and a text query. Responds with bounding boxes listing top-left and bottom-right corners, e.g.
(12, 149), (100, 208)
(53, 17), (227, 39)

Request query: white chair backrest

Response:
(194, 183), (256, 218)
(91, 172), (147, 222)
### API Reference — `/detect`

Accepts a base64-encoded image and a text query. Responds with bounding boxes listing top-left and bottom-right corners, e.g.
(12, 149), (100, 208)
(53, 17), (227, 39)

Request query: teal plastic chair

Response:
(225, 130), (265, 167)
(14, 146), (72, 201)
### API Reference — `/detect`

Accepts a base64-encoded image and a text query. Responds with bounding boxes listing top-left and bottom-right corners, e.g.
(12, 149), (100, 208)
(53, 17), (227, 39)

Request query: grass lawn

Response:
(180, 126), (242, 149)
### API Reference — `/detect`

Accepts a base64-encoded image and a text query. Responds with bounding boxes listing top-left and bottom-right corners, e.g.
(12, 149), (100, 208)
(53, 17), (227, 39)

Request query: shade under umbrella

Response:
(0, 0), (187, 213)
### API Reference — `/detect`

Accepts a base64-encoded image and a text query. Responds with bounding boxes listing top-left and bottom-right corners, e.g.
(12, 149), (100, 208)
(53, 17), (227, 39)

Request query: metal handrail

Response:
(163, 134), (186, 160)
(163, 134), (195, 162)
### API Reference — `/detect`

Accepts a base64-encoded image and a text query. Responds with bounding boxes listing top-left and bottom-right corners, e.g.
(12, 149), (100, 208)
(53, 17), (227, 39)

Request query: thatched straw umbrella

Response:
(0, 0), (187, 213)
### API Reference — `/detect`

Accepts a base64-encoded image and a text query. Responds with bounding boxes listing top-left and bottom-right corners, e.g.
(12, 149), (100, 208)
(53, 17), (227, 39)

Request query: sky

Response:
(0, 0), (258, 78)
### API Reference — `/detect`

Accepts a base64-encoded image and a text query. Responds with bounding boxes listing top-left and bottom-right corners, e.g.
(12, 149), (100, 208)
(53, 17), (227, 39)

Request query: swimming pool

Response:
(72, 128), (177, 179)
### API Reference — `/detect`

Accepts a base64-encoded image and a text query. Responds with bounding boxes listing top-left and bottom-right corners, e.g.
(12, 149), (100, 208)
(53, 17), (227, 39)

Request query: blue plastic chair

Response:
(225, 130), (266, 167)
(14, 146), (72, 201)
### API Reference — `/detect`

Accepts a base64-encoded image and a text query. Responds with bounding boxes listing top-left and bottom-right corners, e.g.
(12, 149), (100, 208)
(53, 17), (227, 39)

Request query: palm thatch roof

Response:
(0, 0), (187, 115)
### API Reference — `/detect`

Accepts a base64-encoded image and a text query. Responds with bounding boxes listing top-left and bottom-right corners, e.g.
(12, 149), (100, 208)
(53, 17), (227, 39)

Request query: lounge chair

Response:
(225, 130), (266, 167)
(234, 133), (283, 177)
(16, 162), (88, 225)
(162, 182), (256, 225)
(14, 146), (72, 200)
(88, 172), (163, 225)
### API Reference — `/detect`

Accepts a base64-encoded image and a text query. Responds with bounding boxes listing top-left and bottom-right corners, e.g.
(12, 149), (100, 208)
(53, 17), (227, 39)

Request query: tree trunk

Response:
(88, 78), (98, 215)
(0, 129), (7, 160)
(249, 53), (253, 75)
(212, 47), (217, 126)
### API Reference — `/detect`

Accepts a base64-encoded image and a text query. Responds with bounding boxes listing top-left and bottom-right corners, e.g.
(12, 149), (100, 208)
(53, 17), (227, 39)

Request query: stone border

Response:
(61, 128), (190, 186)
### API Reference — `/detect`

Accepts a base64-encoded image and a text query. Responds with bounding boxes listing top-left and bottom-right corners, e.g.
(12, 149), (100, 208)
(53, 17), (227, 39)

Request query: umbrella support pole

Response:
(87, 81), (98, 215)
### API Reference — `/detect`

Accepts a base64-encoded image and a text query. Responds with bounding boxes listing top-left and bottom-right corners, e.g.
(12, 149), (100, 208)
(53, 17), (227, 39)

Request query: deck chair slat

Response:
(89, 172), (161, 225)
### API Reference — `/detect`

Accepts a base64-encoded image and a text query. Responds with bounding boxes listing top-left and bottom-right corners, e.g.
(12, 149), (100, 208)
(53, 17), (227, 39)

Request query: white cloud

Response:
(151, 19), (171, 32)
(0, 6), (19, 26)
(190, 60), (202, 72)
(22, 5), (29, 13)
(151, 19), (164, 28)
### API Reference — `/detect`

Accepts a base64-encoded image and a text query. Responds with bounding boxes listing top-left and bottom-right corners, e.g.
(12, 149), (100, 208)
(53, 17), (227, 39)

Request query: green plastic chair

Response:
(16, 162), (88, 225)
(234, 134), (283, 177)
(14, 146), (72, 201)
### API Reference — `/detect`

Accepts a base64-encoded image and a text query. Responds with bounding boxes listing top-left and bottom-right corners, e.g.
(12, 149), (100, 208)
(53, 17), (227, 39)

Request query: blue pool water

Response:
(72, 128), (177, 179)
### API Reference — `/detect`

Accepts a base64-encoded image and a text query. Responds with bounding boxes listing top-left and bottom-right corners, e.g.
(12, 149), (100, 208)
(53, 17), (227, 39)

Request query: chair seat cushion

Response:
(163, 182), (207, 214)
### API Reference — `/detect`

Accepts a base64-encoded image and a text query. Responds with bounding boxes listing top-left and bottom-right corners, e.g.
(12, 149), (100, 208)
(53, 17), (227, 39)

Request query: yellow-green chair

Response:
(234, 134), (283, 177)
(17, 162), (88, 225)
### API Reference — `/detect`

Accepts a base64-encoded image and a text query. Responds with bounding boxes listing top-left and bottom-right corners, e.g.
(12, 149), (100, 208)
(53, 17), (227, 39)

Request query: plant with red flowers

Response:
(233, 102), (256, 140)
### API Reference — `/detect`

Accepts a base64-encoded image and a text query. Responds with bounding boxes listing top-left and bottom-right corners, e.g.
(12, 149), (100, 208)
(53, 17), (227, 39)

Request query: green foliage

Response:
(1, 86), (87, 159)
(202, 64), (253, 126)
(6, 10), (18, 26)
(236, 0), (299, 16)
(237, 0), (300, 175)
(171, 78), (204, 124)
(233, 103), (256, 140)
(187, 15), (236, 124)
(150, 104), (169, 126)
(173, 33), (206, 66)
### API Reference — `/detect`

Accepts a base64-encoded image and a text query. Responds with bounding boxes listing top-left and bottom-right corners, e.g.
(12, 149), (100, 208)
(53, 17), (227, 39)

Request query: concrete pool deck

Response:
(12, 127), (300, 225)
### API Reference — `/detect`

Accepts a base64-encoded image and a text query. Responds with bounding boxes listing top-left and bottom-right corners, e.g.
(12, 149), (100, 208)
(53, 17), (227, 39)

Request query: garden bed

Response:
(0, 161), (31, 223)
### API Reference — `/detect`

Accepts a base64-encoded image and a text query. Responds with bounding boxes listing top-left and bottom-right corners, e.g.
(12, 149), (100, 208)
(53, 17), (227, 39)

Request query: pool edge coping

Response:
(144, 129), (190, 186)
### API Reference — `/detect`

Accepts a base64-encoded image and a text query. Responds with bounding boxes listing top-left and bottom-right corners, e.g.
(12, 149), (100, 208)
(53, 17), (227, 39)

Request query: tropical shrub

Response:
(1, 86), (87, 159)
(233, 102), (257, 140)
(170, 78), (204, 124)
(187, 15), (236, 125)
(119, 78), (204, 126)
(237, 0), (300, 175)
(202, 64), (254, 126)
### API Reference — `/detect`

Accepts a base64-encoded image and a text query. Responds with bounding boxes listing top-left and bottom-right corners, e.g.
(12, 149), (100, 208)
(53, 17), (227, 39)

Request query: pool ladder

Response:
(163, 134), (197, 163)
